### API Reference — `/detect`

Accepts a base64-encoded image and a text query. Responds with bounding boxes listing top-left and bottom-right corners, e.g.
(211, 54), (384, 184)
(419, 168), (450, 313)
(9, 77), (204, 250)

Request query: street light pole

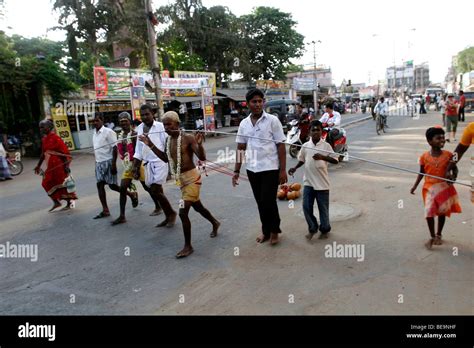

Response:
(145, 0), (163, 119)
(310, 40), (321, 111)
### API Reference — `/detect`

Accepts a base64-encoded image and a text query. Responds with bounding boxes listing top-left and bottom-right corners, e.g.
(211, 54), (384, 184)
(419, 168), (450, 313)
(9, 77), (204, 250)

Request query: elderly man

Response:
(133, 104), (177, 227)
(139, 111), (220, 258)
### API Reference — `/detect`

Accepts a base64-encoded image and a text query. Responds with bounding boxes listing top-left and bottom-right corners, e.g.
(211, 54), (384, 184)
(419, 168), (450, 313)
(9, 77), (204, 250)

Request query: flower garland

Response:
(118, 130), (134, 171)
(166, 131), (182, 186)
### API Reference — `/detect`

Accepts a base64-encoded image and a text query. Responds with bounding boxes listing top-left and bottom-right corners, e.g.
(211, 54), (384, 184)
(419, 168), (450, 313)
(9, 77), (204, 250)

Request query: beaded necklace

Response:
(166, 131), (182, 186)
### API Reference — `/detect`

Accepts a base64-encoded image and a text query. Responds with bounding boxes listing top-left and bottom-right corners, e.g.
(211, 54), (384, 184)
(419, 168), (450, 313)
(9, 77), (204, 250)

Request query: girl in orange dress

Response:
(411, 127), (462, 249)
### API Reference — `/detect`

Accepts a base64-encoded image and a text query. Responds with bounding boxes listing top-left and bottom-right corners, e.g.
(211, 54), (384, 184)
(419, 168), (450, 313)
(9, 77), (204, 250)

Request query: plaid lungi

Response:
(0, 156), (12, 180)
(95, 159), (117, 185)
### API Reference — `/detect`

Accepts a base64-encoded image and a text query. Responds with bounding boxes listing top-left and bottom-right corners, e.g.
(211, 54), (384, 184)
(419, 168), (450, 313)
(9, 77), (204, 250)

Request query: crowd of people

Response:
(2, 87), (472, 255)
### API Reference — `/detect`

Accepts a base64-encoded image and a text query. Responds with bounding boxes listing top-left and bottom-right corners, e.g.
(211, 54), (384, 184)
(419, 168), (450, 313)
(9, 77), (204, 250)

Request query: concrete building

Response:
(386, 63), (414, 92)
(414, 63), (430, 92)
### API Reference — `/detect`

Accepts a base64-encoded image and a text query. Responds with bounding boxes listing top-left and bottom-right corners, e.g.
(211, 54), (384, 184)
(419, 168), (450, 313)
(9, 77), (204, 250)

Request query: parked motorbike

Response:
(286, 119), (311, 158)
(321, 124), (349, 162)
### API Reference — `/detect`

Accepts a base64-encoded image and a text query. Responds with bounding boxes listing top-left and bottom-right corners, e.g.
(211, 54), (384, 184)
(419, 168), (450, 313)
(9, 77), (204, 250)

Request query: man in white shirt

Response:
(233, 88), (287, 245)
(373, 97), (389, 127)
(93, 114), (130, 219)
(289, 120), (339, 240)
(133, 104), (177, 227)
(319, 103), (341, 149)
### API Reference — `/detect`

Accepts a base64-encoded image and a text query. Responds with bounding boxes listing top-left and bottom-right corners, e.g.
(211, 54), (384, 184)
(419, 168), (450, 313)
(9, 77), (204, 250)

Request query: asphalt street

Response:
(0, 111), (472, 315)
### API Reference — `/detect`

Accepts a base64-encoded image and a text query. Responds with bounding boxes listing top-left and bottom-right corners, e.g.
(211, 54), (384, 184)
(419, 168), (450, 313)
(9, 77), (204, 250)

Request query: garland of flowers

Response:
(166, 131), (182, 186)
(118, 130), (134, 171)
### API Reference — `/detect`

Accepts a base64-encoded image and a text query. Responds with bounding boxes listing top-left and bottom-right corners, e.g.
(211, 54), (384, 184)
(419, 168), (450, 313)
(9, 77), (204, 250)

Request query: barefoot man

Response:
(139, 111), (220, 258)
(232, 88), (287, 245)
(133, 104), (177, 227)
(111, 112), (162, 225)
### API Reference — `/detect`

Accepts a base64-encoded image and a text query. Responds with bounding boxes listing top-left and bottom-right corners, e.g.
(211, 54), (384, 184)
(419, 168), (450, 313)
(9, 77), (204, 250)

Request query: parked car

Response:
(264, 99), (299, 132)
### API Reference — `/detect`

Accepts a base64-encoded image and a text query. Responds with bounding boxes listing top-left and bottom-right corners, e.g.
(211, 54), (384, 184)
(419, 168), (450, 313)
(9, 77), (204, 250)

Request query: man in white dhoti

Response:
(133, 104), (177, 227)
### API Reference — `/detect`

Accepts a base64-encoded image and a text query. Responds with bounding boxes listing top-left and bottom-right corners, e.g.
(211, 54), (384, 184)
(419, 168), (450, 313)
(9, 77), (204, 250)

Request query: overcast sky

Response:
(2, 0), (473, 85)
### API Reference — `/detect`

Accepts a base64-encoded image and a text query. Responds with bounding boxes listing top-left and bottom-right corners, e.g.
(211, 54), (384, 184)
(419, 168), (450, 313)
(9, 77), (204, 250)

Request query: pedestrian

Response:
(232, 88), (287, 245)
(92, 114), (130, 219)
(458, 90), (466, 122)
(132, 104), (177, 228)
(445, 93), (459, 142)
(288, 120), (339, 240)
(139, 111), (220, 258)
(445, 122), (474, 204)
(34, 119), (77, 211)
(111, 112), (162, 225)
(419, 97), (427, 114)
(0, 141), (12, 181)
(439, 94), (446, 127)
(410, 127), (462, 250)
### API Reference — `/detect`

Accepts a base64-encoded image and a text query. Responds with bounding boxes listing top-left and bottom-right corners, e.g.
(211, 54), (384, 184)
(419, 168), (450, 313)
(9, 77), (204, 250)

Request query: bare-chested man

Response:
(139, 111), (220, 258)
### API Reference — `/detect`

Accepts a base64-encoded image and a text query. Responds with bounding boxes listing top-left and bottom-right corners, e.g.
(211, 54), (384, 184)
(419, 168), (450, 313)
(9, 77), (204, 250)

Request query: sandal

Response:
(434, 235), (443, 245)
(93, 211), (110, 219)
(425, 238), (434, 250)
(131, 192), (139, 208)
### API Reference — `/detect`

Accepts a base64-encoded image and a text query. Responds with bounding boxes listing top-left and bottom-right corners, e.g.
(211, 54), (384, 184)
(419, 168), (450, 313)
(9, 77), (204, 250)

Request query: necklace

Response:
(429, 150), (443, 168)
(118, 130), (133, 170)
(167, 131), (182, 186)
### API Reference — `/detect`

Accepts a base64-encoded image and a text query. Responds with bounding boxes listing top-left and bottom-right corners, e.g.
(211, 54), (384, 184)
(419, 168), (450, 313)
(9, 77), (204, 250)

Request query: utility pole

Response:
(145, 0), (163, 119)
(310, 40), (321, 111)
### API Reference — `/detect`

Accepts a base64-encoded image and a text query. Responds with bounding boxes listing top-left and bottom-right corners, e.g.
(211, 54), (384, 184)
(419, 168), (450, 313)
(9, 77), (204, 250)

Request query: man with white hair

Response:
(132, 104), (177, 227)
(139, 110), (220, 258)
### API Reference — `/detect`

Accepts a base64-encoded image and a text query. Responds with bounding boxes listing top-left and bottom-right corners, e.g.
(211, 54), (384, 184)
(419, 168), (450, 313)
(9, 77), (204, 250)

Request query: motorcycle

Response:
(321, 124), (349, 162)
(286, 119), (311, 158)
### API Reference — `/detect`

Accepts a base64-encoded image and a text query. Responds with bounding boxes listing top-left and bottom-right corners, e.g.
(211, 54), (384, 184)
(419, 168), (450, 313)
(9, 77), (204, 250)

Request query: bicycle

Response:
(6, 152), (23, 176)
(375, 113), (386, 135)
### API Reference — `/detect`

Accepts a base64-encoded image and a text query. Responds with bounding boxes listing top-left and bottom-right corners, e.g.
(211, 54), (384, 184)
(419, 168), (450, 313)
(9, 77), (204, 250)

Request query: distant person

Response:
(373, 97), (389, 127)
(410, 127), (461, 250)
(445, 94), (459, 142)
(458, 90), (465, 122)
(419, 97), (427, 114)
(288, 120), (339, 240)
(319, 103), (342, 148)
(105, 117), (115, 129)
(439, 94), (446, 126)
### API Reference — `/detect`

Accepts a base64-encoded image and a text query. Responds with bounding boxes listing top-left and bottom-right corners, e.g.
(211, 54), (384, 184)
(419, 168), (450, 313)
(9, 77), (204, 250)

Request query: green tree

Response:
(237, 7), (305, 80)
(456, 46), (474, 74)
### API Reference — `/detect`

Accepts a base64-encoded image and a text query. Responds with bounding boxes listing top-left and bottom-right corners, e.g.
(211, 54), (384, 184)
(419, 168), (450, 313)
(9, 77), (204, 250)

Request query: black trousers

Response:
(247, 169), (281, 236)
(458, 106), (465, 121)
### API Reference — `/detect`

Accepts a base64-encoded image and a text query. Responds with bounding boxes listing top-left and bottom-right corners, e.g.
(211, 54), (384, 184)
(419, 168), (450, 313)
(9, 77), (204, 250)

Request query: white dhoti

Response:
(144, 161), (168, 187)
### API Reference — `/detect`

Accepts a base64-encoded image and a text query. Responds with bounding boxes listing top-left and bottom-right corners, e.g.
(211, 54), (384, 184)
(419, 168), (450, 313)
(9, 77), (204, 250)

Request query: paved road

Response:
(0, 112), (472, 315)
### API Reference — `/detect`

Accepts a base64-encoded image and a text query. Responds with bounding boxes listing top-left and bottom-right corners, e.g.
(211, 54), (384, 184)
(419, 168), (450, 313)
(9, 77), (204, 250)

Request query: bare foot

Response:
(176, 246), (194, 258)
(256, 234), (270, 243)
(210, 220), (221, 238)
(48, 202), (62, 212)
(149, 209), (163, 216)
(111, 217), (127, 226)
(270, 233), (279, 245)
(59, 205), (71, 211)
(156, 213), (177, 228)
(425, 239), (434, 250)
(434, 235), (443, 245)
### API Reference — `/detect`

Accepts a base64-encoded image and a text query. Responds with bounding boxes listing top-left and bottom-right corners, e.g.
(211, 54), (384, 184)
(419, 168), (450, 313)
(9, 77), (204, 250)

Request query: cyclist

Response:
(373, 97), (389, 128)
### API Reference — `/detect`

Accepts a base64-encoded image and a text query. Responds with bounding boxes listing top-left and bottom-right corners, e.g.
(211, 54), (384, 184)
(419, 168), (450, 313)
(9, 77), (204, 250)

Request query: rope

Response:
(38, 128), (471, 188)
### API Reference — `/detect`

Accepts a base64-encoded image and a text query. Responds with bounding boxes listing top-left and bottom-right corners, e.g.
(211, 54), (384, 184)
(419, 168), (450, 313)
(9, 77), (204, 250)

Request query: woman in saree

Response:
(34, 119), (77, 211)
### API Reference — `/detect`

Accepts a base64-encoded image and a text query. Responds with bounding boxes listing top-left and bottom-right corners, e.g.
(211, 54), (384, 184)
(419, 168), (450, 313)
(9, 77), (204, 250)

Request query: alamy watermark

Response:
(18, 322), (55, 341)
(55, 100), (96, 116)
(216, 147), (258, 167)
(0, 241), (38, 262)
(324, 241), (365, 262)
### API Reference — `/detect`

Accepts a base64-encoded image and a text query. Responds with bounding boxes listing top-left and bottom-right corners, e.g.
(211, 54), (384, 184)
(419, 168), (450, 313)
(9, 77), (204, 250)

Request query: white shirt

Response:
(93, 126), (117, 163)
(134, 120), (168, 163)
(374, 101), (388, 116)
(319, 111), (341, 129)
(235, 112), (286, 173)
(298, 139), (338, 190)
(105, 122), (115, 129)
